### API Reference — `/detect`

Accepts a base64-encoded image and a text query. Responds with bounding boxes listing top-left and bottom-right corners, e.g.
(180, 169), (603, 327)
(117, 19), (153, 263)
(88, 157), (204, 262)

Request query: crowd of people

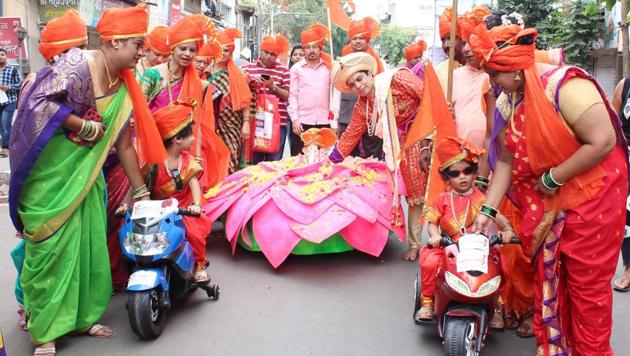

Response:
(4, 3), (629, 356)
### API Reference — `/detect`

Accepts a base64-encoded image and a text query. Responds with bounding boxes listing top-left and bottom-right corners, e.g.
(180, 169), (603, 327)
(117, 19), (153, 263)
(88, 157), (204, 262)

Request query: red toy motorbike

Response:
(413, 234), (521, 356)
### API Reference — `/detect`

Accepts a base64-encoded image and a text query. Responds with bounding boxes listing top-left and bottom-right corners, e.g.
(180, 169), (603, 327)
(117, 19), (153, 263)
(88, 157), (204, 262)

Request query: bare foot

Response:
(414, 306), (434, 321)
(402, 247), (419, 261)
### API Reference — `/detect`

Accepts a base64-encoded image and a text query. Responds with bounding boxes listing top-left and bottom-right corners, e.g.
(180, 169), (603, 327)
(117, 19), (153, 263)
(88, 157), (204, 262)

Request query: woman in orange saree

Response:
(470, 24), (627, 356)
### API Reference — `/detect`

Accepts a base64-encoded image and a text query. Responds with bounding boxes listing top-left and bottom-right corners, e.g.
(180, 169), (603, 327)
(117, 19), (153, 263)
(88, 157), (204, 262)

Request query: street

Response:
(0, 206), (627, 355)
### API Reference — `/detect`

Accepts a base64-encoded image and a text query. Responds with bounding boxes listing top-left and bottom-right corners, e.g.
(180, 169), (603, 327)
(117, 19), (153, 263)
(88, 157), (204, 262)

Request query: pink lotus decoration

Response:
(203, 156), (406, 268)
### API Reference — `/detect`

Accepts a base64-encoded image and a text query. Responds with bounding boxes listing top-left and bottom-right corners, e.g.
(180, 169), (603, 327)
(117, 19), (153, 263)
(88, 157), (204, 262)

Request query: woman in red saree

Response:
(470, 24), (627, 356)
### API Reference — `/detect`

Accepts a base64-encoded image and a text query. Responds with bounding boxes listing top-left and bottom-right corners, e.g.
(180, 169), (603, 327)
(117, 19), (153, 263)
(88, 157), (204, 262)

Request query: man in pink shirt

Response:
(288, 24), (338, 155)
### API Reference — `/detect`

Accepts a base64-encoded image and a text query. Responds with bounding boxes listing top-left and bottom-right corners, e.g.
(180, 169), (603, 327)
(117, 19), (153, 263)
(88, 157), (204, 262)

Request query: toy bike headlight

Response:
(476, 276), (501, 297)
(124, 232), (169, 256)
(445, 271), (472, 296)
(445, 272), (501, 298)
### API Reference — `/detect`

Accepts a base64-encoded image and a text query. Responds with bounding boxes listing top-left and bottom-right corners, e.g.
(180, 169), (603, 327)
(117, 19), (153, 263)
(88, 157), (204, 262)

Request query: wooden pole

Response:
(447, 0), (458, 103)
(622, 0), (629, 77)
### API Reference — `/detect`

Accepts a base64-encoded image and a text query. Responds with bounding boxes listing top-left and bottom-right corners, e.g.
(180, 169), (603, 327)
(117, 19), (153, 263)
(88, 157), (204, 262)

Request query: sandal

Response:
(86, 324), (116, 338)
(414, 306), (434, 321)
(503, 309), (519, 330)
(489, 306), (505, 331)
(403, 247), (419, 261)
(33, 343), (55, 356)
(613, 272), (630, 292)
(516, 313), (535, 338)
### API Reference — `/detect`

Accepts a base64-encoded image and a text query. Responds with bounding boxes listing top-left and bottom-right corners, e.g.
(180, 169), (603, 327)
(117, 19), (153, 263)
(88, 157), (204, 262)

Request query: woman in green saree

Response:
(10, 5), (166, 355)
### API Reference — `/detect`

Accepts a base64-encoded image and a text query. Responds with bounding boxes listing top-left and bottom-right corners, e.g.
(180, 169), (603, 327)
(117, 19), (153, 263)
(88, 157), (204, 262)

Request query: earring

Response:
(514, 73), (522, 81)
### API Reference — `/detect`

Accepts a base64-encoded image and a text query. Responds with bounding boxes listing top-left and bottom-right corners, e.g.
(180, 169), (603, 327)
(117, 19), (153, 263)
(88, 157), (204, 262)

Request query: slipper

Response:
(86, 324), (116, 338)
(33, 345), (55, 356)
(403, 247), (419, 261)
(613, 277), (630, 292)
(414, 306), (434, 322)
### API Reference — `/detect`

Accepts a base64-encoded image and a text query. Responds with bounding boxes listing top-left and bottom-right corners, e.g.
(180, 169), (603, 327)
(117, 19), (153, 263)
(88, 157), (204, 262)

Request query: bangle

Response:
(480, 204), (498, 220)
(476, 175), (490, 184)
(502, 224), (514, 232)
(76, 119), (86, 135)
(541, 171), (560, 190)
(419, 146), (431, 155)
(475, 181), (488, 191)
(548, 168), (564, 186)
(190, 202), (201, 207)
(132, 184), (150, 199)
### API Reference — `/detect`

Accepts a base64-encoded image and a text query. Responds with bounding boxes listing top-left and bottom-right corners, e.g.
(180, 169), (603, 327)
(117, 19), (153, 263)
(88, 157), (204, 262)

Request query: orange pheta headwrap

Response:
(217, 28), (241, 53)
(145, 26), (171, 55)
(468, 24), (607, 210)
(195, 39), (222, 61)
(96, 4), (148, 41)
(342, 17), (384, 74)
(348, 17), (380, 41)
(404, 39), (427, 61)
(168, 14), (218, 49)
(260, 34), (290, 55)
(301, 23), (332, 69)
(439, 6), (465, 39)
(216, 28), (252, 111)
(436, 136), (484, 171)
(154, 100), (194, 140)
(97, 3), (166, 164)
(461, 6), (491, 41)
(39, 9), (87, 62)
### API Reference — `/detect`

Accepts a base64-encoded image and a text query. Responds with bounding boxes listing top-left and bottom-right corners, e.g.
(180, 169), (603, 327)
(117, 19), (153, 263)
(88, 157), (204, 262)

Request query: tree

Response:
(258, 0), (347, 58)
(497, 0), (556, 49)
(557, 0), (606, 71)
(605, 0), (629, 77)
(377, 25), (416, 66)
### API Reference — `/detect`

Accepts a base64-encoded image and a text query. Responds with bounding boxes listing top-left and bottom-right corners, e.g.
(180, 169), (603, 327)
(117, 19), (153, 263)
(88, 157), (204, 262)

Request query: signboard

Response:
(0, 18), (28, 60)
(169, 0), (182, 26)
(78, 0), (98, 27)
(38, 0), (79, 24)
(149, 0), (170, 28)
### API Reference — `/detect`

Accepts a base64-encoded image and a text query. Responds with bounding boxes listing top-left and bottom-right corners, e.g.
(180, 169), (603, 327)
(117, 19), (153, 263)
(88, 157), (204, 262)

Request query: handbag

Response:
(251, 88), (280, 153)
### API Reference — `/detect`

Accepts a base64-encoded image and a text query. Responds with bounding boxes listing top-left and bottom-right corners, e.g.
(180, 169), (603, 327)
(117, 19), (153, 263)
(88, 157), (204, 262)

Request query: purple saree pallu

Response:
(9, 48), (95, 232)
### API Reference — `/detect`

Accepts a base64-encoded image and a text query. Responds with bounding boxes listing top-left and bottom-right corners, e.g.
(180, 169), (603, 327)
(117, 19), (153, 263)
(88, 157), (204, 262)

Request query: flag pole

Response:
(327, 6), (335, 59)
(447, 0), (458, 104)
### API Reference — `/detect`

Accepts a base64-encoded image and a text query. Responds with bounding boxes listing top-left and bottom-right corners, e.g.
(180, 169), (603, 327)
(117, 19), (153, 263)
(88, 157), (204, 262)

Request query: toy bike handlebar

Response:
(177, 208), (200, 217)
(429, 235), (522, 249)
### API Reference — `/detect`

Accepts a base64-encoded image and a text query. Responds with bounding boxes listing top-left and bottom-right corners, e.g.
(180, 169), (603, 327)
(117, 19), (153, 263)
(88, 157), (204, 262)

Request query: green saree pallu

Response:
(10, 50), (133, 344)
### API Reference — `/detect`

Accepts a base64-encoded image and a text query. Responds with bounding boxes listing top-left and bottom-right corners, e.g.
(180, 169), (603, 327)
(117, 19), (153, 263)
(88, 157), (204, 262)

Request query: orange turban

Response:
(439, 7), (464, 40)
(404, 39), (427, 61)
(461, 6), (491, 41)
(217, 28), (241, 54)
(301, 24), (332, 68)
(195, 39), (222, 61)
(168, 14), (218, 49)
(468, 24), (536, 72)
(348, 17), (380, 41)
(145, 26), (171, 55)
(154, 100), (195, 140)
(97, 4), (148, 41)
(39, 10), (87, 62)
(96, 4), (166, 165)
(301, 23), (330, 48)
(260, 34), (290, 55)
(436, 136), (484, 171)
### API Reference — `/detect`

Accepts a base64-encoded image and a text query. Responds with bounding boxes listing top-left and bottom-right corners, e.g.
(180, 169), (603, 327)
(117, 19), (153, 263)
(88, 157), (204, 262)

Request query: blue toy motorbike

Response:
(119, 198), (219, 339)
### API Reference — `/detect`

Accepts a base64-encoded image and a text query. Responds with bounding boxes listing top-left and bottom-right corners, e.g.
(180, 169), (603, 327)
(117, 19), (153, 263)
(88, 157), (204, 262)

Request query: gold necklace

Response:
(100, 49), (119, 89)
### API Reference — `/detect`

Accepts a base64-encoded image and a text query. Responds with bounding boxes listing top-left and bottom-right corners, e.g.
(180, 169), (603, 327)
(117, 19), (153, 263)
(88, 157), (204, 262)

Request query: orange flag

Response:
(326, 0), (351, 31)
(404, 62), (457, 214)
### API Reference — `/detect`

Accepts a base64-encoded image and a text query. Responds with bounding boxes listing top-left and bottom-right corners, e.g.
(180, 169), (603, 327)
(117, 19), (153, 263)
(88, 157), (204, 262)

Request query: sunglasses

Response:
(445, 166), (476, 178)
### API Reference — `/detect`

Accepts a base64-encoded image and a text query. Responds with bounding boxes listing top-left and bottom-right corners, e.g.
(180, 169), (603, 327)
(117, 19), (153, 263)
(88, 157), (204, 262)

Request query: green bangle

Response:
(541, 171), (560, 190)
(480, 204), (498, 220)
(476, 175), (490, 184)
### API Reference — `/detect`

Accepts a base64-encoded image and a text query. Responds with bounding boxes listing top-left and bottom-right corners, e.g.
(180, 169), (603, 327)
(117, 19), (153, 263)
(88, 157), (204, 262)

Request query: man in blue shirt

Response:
(0, 48), (22, 157)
